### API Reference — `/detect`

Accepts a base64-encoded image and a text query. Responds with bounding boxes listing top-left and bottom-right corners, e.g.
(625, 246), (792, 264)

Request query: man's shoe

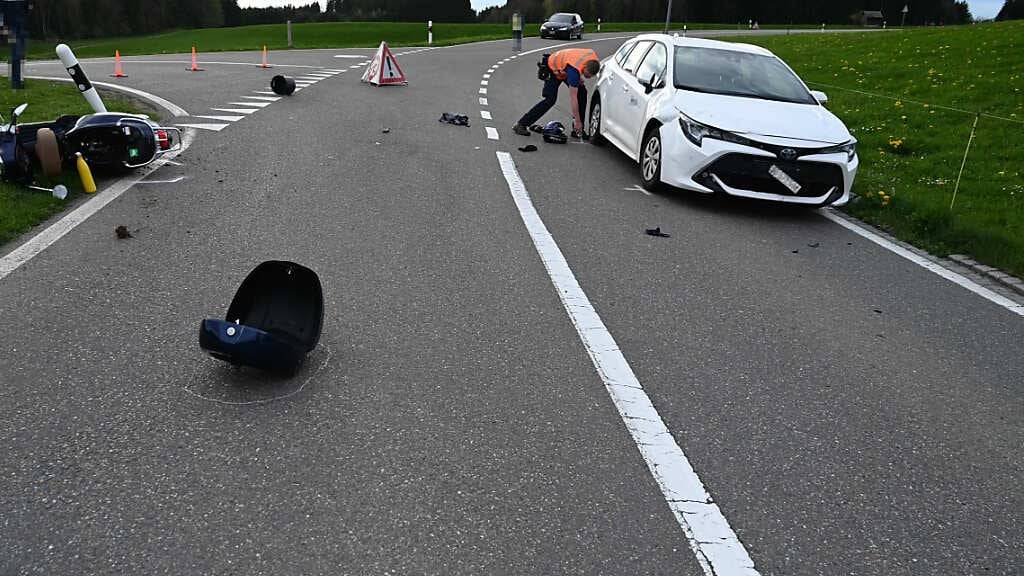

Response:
(512, 124), (531, 136)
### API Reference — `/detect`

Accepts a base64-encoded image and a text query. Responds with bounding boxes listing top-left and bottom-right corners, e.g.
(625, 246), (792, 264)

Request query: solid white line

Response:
(211, 107), (259, 114)
(481, 110), (493, 120)
(495, 151), (760, 576)
(196, 114), (244, 122)
(822, 210), (1024, 317)
(485, 127), (499, 140)
(175, 123), (229, 132)
(0, 114), (195, 282)
(229, 101), (270, 108)
(479, 97), (488, 106)
(479, 88), (487, 94)
(240, 95), (281, 102)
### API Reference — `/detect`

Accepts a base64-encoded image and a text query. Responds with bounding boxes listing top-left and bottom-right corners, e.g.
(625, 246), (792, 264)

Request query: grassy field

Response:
(0, 79), (147, 246)
(731, 21), (1024, 277)
(25, 21), (854, 60)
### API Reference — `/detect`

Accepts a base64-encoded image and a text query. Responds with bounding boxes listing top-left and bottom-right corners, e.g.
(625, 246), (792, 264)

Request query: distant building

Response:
(853, 10), (885, 27)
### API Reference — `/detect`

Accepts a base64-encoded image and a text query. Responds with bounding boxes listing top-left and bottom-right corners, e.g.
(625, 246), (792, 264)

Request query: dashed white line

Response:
(479, 97), (488, 106)
(494, 151), (760, 576)
(481, 80), (489, 86)
(483, 74), (491, 79)
(211, 107), (259, 114)
(479, 88), (487, 95)
(253, 91), (278, 95)
(196, 114), (244, 122)
(228, 101), (270, 108)
(485, 127), (499, 140)
(481, 110), (492, 120)
(175, 123), (229, 132)
(350, 64), (362, 69)
(240, 95), (281, 102)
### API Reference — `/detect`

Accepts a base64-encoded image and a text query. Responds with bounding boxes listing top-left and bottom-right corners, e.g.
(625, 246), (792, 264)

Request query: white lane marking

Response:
(228, 101), (270, 108)
(138, 176), (185, 184)
(479, 88), (488, 95)
(196, 114), (244, 122)
(175, 123), (229, 132)
(296, 76), (324, 81)
(212, 107), (259, 114)
(350, 64), (362, 69)
(323, 68), (349, 72)
(481, 80), (489, 86)
(485, 127), (499, 140)
(624, 184), (653, 196)
(483, 74), (491, 79)
(822, 210), (1024, 317)
(334, 55), (365, 59)
(487, 67), (496, 72)
(253, 90), (278, 95)
(240, 95), (281, 102)
(495, 151), (761, 576)
(0, 110), (194, 282)
(481, 110), (493, 120)
(480, 97), (488, 106)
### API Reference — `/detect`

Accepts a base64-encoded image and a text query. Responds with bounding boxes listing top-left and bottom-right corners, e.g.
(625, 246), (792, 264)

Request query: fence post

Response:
(512, 12), (523, 52)
(287, 20), (293, 48)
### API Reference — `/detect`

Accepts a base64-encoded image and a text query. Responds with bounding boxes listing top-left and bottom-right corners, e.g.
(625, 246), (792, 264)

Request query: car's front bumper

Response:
(659, 122), (858, 207)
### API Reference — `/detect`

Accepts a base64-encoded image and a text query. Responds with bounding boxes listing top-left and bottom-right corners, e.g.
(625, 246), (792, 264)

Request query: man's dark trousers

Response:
(517, 75), (588, 128)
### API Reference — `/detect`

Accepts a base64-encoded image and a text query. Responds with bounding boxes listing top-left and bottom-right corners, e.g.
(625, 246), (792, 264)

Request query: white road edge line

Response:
(495, 151), (760, 576)
(485, 127), (499, 140)
(1, 80), (194, 281)
(822, 210), (1024, 316)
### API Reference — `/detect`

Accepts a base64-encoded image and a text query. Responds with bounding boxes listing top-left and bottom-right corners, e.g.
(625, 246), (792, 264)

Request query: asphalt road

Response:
(1, 30), (1021, 575)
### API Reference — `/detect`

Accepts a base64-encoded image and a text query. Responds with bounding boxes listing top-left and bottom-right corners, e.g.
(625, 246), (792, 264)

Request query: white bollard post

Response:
(428, 20), (433, 45)
(597, 18), (601, 32)
(56, 44), (106, 113)
(287, 20), (293, 48)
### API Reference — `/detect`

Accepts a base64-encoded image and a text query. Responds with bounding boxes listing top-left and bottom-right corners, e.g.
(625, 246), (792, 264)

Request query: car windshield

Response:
(549, 14), (574, 23)
(673, 46), (817, 105)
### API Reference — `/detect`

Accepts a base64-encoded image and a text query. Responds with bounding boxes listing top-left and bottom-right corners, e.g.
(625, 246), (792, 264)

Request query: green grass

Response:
(0, 79), (147, 246)
(25, 21), (858, 60)
(729, 22), (1024, 277)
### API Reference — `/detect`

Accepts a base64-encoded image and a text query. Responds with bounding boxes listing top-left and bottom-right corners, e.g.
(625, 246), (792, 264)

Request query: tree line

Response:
(26, 0), (985, 41)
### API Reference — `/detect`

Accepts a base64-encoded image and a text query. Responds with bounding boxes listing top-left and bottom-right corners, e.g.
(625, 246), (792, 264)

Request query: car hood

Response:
(672, 90), (852, 145)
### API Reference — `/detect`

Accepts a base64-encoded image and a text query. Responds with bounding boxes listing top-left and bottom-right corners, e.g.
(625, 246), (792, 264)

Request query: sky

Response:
(237, 1), (1007, 20)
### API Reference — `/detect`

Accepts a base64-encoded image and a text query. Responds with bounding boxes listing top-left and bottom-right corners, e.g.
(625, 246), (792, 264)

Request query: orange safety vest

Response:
(548, 48), (599, 80)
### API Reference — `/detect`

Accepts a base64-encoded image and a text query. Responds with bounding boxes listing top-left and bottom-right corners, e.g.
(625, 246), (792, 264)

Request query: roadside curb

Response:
(947, 254), (1024, 297)
(825, 208), (1024, 308)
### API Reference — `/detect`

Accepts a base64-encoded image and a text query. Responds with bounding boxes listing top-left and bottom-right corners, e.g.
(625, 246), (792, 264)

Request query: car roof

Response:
(550, 13), (579, 17)
(628, 33), (774, 57)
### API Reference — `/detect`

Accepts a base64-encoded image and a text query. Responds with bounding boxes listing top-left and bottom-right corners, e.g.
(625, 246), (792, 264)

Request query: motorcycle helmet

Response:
(542, 121), (568, 144)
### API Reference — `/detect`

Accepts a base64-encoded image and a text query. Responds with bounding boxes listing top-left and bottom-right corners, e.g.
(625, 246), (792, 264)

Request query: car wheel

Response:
(36, 128), (63, 179)
(589, 98), (605, 146)
(640, 126), (664, 192)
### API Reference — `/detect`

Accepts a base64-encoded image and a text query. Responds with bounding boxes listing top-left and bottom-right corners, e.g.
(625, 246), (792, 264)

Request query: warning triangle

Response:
(361, 41), (408, 86)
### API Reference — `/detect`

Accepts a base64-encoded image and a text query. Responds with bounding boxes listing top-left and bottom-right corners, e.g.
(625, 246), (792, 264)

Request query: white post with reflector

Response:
(56, 44), (106, 113)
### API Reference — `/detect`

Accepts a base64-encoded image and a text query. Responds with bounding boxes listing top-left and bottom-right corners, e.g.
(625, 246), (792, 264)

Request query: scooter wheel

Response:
(36, 128), (62, 179)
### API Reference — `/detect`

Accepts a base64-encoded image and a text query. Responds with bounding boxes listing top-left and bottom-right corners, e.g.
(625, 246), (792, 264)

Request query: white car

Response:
(590, 34), (859, 206)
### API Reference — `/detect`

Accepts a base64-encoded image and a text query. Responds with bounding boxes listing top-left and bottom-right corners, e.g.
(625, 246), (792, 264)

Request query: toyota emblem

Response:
(779, 148), (798, 161)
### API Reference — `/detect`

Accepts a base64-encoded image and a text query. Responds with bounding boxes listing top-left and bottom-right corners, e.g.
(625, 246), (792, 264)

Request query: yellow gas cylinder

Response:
(76, 152), (97, 194)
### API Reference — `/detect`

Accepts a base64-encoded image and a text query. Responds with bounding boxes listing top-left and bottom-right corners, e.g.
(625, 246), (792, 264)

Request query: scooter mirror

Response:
(12, 103), (27, 118)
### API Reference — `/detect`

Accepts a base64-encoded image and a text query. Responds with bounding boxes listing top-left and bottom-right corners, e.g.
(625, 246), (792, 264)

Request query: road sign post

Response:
(901, 5), (909, 27)
(512, 12), (523, 52)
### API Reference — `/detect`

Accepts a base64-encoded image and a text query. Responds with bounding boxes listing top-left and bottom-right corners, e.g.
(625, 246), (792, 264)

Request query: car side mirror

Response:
(643, 74), (658, 94)
(810, 90), (829, 105)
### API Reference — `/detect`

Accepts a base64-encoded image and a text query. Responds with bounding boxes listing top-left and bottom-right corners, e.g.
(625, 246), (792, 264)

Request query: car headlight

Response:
(820, 141), (857, 162)
(678, 114), (753, 147)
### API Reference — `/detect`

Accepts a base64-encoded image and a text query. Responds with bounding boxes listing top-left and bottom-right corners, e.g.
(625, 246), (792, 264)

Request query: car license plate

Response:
(769, 165), (802, 194)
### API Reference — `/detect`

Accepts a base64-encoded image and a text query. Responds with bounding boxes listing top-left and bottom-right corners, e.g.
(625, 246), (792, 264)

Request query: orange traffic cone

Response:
(260, 45), (271, 69)
(187, 45), (204, 72)
(111, 50), (127, 78)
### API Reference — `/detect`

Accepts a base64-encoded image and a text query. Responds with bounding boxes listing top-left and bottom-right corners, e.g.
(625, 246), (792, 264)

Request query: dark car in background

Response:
(540, 13), (584, 39)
